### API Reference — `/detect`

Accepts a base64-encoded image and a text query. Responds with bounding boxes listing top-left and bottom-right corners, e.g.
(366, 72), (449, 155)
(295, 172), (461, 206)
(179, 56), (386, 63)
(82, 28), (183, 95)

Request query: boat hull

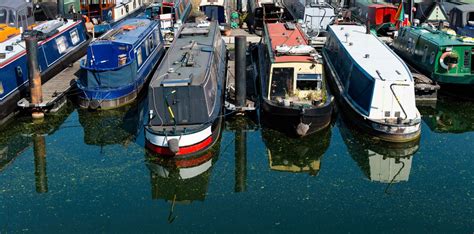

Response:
(77, 47), (165, 110)
(323, 50), (421, 143)
(0, 27), (90, 125)
(145, 117), (223, 157)
(261, 96), (333, 137)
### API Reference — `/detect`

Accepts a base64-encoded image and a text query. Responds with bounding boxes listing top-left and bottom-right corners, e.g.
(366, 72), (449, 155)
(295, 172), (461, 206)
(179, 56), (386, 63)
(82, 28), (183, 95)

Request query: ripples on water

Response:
(0, 96), (472, 233)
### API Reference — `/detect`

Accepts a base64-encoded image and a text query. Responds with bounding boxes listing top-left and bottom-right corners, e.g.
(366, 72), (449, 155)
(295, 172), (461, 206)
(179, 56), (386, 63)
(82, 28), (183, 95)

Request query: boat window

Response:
(468, 12), (474, 23)
(70, 29), (80, 45)
(347, 66), (374, 113)
(56, 36), (68, 54)
(0, 9), (7, 25)
(297, 74), (322, 90)
(149, 35), (155, 50)
(270, 68), (294, 98)
(451, 12), (457, 26)
(162, 6), (173, 15)
(136, 49), (143, 66)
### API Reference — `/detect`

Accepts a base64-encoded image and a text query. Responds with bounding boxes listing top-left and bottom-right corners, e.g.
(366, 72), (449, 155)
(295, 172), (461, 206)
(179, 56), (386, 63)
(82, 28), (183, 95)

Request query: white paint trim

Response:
(145, 126), (212, 147)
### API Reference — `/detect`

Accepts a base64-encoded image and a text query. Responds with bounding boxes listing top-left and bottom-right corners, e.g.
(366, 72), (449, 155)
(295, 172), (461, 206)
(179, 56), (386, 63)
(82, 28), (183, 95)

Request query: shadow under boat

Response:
(77, 99), (146, 147)
(419, 96), (474, 134)
(262, 126), (332, 176)
(338, 117), (419, 186)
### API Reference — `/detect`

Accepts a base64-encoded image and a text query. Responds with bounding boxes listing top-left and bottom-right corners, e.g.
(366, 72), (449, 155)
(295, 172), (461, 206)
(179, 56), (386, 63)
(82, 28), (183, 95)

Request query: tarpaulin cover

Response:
(80, 61), (137, 89)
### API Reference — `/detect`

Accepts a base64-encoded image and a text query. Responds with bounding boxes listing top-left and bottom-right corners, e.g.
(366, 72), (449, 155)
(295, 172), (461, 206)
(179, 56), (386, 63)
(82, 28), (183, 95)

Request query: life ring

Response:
(82, 15), (90, 23)
(439, 51), (458, 70)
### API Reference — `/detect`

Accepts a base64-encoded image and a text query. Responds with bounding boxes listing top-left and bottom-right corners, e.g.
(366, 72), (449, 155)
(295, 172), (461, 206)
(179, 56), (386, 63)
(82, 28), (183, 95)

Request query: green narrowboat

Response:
(393, 26), (474, 88)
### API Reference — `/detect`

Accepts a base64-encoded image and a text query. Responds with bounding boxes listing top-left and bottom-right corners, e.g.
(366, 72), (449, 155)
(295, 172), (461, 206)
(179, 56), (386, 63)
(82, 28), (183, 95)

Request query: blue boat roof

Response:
(98, 18), (158, 45)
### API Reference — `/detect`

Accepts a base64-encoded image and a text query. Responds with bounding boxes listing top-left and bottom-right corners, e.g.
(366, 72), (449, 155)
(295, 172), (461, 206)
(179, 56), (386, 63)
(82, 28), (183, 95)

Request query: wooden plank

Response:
(41, 56), (84, 105)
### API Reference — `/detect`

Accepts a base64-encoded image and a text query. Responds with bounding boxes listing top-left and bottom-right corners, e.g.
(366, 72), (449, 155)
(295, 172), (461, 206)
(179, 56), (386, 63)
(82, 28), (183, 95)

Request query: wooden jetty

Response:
(17, 57), (83, 113)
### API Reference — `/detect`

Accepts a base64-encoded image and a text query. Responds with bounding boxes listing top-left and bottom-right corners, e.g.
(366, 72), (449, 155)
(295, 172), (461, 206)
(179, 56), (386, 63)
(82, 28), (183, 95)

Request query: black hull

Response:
(323, 51), (421, 143)
(261, 98), (333, 137)
(0, 35), (91, 125)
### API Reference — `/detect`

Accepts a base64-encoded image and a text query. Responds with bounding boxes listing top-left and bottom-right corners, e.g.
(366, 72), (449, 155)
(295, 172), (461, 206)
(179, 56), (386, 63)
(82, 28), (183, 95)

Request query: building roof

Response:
(328, 24), (411, 81)
(0, 0), (30, 10)
(451, 4), (474, 13)
(265, 23), (313, 63)
(369, 3), (397, 9)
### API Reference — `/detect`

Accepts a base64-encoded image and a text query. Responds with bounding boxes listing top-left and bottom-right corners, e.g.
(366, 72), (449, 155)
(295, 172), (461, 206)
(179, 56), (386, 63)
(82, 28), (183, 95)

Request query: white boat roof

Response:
(328, 24), (412, 82)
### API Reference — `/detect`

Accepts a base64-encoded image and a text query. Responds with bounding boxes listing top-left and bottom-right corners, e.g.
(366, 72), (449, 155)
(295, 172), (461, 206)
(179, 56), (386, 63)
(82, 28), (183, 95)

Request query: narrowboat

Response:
(282, 0), (336, 37)
(349, 0), (398, 36)
(77, 18), (165, 109)
(255, 22), (333, 137)
(338, 118), (419, 185)
(392, 26), (474, 97)
(448, 5), (474, 38)
(145, 21), (227, 156)
(263, 127), (331, 176)
(254, 0), (293, 30)
(80, 0), (144, 34)
(144, 0), (192, 43)
(0, 0), (90, 124)
(200, 0), (227, 24)
(322, 24), (421, 142)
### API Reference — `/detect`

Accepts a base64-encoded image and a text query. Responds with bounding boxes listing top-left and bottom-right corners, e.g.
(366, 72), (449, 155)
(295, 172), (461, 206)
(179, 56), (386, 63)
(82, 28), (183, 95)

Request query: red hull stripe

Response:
(151, 151), (214, 168)
(146, 135), (213, 156)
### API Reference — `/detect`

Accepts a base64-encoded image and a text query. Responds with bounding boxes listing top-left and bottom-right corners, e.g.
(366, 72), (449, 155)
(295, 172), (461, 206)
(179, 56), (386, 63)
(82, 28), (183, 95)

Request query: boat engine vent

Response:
(284, 22), (296, 30)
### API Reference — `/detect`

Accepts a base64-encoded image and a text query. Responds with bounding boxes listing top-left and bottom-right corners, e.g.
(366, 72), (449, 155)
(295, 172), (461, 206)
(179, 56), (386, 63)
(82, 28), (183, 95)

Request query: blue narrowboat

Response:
(77, 18), (165, 109)
(0, 0), (90, 125)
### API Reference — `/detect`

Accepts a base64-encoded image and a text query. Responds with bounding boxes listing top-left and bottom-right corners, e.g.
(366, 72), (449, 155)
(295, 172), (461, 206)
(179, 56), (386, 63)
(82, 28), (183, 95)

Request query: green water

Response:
(0, 96), (472, 233)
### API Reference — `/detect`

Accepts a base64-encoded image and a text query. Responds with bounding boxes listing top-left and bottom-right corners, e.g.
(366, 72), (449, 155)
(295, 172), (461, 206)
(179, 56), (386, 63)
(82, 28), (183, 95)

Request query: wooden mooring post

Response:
(25, 34), (44, 120)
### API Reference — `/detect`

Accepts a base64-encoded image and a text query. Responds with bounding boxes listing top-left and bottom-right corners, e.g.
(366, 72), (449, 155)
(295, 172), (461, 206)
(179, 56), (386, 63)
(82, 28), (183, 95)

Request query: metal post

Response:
(234, 128), (247, 192)
(33, 135), (48, 193)
(235, 36), (247, 108)
(409, 0), (414, 23)
(57, 0), (65, 17)
(25, 34), (44, 119)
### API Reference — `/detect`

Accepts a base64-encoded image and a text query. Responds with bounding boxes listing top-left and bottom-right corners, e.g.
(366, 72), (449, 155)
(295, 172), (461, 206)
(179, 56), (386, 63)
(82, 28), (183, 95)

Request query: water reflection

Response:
(419, 97), (474, 133)
(338, 119), (419, 186)
(77, 100), (145, 147)
(0, 103), (75, 192)
(144, 128), (222, 222)
(262, 126), (332, 176)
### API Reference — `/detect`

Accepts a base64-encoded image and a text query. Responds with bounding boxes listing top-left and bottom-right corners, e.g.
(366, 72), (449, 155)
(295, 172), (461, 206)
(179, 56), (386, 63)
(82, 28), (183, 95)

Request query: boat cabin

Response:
(393, 26), (474, 85)
(449, 5), (474, 37)
(367, 4), (397, 27)
(0, 0), (34, 42)
(262, 22), (324, 105)
(80, 0), (115, 23)
(80, 18), (161, 89)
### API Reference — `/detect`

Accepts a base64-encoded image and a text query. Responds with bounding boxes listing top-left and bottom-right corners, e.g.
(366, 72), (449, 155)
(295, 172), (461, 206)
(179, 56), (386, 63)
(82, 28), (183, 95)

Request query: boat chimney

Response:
(366, 19), (371, 34)
(25, 33), (44, 120)
(235, 36), (247, 110)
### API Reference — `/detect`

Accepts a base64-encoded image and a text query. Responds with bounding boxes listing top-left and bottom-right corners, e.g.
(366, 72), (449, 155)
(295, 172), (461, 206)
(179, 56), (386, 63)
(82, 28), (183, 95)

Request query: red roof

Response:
(368, 3), (397, 9)
(266, 23), (313, 63)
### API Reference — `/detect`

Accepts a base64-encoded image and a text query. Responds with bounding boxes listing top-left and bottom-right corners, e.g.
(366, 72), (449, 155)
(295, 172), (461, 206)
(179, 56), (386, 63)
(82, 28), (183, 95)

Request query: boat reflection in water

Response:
(419, 97), (474, 133)
(0, 103), (75, 193)
(339, 118), (419, 187)
(145, 140), (221, 222)
(262, 126), (332, 176)
(77, 100), (145, 147)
